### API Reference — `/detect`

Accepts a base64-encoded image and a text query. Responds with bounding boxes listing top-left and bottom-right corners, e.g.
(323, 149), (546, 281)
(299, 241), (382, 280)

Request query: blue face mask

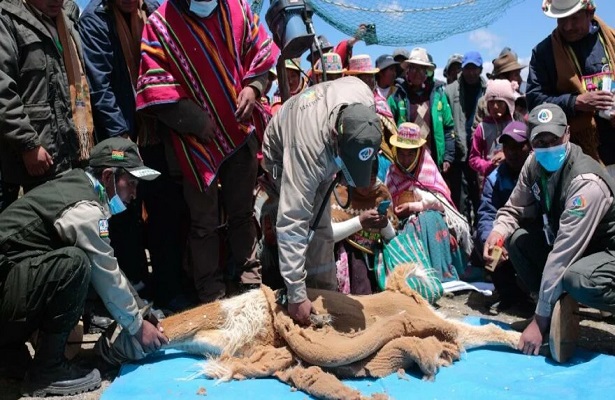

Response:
(108, 177), (127, 215)
(534, 143), (567, 172)
(189, 0), (218, 18)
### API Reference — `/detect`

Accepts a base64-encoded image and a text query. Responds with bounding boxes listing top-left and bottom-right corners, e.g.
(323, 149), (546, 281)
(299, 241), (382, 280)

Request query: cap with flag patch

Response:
(89, 137), (161, 181)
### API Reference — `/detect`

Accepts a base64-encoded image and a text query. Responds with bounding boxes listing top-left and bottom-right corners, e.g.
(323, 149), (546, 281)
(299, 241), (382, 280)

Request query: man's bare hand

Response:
(23, 146), (53, 177)
(518, 315), (549, 356)
(483, 230), (505, 264)
(288, 299), (316, 326)
(235, 86), (257, 122)
(135, 320), (168, 354)
(575, 91), (614, 112)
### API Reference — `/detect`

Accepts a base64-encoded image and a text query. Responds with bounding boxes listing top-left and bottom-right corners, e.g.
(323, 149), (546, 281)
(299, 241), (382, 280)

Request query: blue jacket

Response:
(79, 0), (159, 141)
(476, 163), (519, 247)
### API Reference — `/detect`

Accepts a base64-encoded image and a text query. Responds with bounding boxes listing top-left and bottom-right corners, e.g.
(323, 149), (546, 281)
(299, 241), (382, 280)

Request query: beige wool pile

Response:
(161, 264), (520, 400)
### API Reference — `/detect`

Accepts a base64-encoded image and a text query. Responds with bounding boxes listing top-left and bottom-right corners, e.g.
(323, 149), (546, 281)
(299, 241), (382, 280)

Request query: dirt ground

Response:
(2, 290), (614, 400)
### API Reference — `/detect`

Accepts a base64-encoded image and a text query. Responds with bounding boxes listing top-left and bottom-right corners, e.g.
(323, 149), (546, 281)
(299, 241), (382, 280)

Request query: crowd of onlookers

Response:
(1, 0), (615, 395)
(258, 34), (537, 309)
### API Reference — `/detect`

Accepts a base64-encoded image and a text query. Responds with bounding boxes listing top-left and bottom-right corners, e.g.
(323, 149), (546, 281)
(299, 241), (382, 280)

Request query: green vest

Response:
(0, 169), (103, 262)
(527, 143), (615, 254)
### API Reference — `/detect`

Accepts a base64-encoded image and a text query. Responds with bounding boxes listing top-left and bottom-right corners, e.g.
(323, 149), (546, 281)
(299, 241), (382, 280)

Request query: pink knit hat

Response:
(485, 79), (519, 119)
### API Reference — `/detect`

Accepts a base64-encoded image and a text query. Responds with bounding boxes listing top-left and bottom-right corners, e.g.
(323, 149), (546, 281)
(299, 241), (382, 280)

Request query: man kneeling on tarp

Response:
(0, 138), (168, 396)
(484, 104), (615, 363)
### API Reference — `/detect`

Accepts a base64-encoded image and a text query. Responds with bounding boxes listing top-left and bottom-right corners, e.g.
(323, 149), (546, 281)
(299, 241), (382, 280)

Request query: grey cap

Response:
(444, 53), (463, 74)
(528, 103), (568, 142)
(392, 48), (410, 62)
(337, 103), (382, 187)
(375, 54), (398, 71)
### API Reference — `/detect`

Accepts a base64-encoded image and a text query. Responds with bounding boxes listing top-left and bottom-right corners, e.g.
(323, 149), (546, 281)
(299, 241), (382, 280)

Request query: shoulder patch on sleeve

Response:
(568, 195), (586, 217)
(98, 219), (109, 238)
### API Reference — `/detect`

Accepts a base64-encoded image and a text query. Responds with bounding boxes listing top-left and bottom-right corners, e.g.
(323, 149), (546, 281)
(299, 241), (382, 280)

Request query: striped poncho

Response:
(136, 0), (278, 191)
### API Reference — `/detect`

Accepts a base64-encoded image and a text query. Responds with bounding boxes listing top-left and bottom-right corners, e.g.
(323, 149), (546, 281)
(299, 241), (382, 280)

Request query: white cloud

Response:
(468, 29), (503, 58)
(366, 0), (405, 21)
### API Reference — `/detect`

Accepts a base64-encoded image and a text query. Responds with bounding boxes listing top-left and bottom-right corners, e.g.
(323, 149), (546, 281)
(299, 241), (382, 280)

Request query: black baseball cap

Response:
(89, 137), (161, 181)
(337, 103), (382, 187)
(307, 35), (333, 63)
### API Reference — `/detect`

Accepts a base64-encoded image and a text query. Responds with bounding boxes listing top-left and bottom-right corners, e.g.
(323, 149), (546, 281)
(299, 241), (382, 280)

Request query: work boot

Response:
(21, 331), (101, 397)
(84, 313), (115, 335)
(549, 294), (580, 363)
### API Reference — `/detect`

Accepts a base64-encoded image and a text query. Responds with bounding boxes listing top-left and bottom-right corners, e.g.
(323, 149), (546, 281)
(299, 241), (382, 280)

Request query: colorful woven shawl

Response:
(385, 148), (453, 205)
(136, 0), (278, 191)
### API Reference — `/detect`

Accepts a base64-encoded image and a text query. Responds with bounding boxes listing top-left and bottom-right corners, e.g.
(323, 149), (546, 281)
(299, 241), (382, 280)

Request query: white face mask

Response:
(189, 0), (218, 18)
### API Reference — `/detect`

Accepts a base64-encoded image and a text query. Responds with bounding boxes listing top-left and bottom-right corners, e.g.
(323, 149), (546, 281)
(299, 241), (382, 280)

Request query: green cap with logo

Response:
(337, 103), (382, 187)
(88, 137), (161, 181)
(528, 103), (568, 142)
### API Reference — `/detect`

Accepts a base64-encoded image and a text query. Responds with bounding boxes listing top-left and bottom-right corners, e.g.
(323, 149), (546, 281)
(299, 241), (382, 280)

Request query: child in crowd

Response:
(469, 79), (520, 178)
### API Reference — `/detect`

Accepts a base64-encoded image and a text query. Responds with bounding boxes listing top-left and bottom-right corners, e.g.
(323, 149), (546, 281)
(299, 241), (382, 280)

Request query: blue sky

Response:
(74, 0), (615, 82)
(284, 0), (615, 82)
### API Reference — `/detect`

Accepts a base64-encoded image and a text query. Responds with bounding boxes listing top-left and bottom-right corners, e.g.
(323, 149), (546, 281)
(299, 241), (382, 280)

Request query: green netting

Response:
(251, 0), (525, 46)
(251, 0), (265, 14)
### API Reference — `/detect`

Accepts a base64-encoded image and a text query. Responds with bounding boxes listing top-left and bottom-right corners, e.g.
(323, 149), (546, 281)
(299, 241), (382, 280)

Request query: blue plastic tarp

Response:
(101, 317), (615, 399)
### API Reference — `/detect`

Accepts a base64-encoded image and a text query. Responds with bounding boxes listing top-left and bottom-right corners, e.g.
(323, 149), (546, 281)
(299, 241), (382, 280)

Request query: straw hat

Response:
(400, 48), (435, 71)
(345, 55), (379, 75)
(389, 122), (427, 149)
(542, 0), (595, 19)
(314, 52), (346, 75)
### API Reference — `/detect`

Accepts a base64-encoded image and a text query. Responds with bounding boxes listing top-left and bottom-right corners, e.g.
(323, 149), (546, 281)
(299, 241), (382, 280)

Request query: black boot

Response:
(21, 331), (101, 397)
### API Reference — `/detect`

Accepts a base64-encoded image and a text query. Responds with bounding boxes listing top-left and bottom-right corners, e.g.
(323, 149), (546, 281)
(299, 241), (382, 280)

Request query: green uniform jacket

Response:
(0, 0), (83, 186)
(0, 169), (142, 335)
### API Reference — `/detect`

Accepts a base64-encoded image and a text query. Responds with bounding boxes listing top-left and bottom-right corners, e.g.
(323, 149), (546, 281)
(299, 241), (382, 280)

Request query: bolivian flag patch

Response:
(99, 219), (109, 238)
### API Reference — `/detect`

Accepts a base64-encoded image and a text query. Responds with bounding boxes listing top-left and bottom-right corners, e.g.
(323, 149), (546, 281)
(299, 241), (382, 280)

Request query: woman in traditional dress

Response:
(385, 122), (472, 282)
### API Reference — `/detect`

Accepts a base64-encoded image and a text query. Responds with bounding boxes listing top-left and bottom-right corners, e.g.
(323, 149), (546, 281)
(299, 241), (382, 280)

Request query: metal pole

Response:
(277, 57), (290, 102)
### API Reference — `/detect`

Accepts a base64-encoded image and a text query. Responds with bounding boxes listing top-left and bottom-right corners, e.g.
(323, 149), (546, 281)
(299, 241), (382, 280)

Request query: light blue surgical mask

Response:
(189, 0), (218, 18)
(108, 177), (127, 215)
(534, 143), (567, 172)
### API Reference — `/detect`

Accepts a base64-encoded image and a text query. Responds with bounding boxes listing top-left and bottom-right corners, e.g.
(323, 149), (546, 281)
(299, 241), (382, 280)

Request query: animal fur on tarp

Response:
(161, 264), (521, 400)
